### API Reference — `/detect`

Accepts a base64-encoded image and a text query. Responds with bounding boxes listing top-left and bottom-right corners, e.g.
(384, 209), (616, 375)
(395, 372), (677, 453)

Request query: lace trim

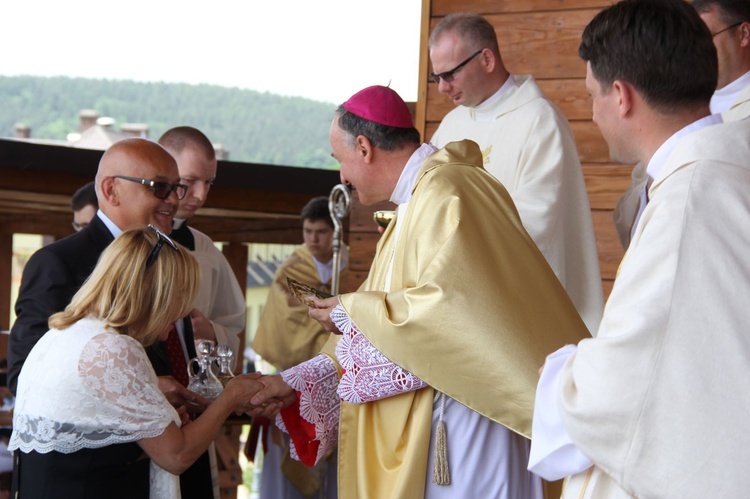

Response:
(279, 355), (340, 464)
(333, 305), (426, 404)
(10, 414), (168, 454)
(9, 330), (177, 455)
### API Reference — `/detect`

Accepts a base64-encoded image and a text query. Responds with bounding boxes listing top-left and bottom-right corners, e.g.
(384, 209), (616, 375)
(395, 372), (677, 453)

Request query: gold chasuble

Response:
(329, 140), (590, 498)
(254, 245), (349, 371)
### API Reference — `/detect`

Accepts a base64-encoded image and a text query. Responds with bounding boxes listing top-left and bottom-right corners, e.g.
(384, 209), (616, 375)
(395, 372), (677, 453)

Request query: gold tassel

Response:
(432, 392), (451, 485)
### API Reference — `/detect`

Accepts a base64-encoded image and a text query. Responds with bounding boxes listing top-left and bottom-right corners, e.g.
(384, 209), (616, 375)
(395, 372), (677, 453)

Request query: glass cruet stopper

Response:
(215, 344), (235, 387)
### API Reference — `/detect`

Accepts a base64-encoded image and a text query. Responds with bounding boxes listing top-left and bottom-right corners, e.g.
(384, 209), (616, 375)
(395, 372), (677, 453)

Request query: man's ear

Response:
(479, 48), (496, 73)
(356, 135), (374, 164)
(612, 80), (634, 118)
(100, 177), (120, 206)
(739, 22), (750, 48)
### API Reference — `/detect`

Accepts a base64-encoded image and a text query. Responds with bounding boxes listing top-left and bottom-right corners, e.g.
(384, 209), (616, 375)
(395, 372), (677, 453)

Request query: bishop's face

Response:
(330, 116), (375, 205)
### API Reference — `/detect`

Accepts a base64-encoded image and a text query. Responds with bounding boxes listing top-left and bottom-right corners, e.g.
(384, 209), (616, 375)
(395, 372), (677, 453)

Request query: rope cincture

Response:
(432, 391), (451, 485)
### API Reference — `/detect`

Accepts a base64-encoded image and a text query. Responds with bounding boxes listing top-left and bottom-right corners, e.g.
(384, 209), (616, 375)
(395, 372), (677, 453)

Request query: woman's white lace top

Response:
(8, 316), (181, 497)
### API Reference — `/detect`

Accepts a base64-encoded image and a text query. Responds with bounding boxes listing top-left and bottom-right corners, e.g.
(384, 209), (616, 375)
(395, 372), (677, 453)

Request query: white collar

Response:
(710, 70), (750, 113)
(390, 143), (438, 205)
(97, 210), (121, 238)
(646, 114), (723, 182)
(476, 76), (516, 109)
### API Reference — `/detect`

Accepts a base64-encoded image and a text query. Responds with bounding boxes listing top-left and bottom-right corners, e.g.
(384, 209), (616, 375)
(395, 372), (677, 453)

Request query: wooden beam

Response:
(222, 242), (249, 374)
(0, 233), (11, 334)
(431, 0), (609, 16)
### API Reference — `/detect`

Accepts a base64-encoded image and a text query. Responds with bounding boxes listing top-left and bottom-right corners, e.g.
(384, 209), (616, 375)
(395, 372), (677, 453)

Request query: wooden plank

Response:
(425, 122), (440, 143)
(218, 470), (243, 488)
(222, 242), (248, 373)
(215, 432), (242, 470)
(570, 120), (610, 164)
(537, 79), (591, 120)
(217, 426), (243, 498)
(592, 210), (624, 279)
(0, 233), (11, 338)
(189, 217), (303, 245)
(428, 10), (599, 79)
(350, 199), (397, 233)
(602, 279), (615, 301)
(582, 163), (635, 211)
(349, 270), (370, 291)
(0, 212), (75, 239)
(348, 232), (381, 272)
(432, 0), (609, 16)
(415, 0), (433, 141)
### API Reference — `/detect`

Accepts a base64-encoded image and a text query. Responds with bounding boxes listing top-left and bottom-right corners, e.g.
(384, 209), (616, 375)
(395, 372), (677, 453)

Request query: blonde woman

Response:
(9, 226), (261, 498)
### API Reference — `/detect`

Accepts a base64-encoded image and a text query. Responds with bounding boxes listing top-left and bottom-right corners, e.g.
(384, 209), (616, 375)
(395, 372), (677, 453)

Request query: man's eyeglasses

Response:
(145, 224), (179, 270)
(711, 22), (742, 38)
(112, 175), (188, 200)
(429, 49), (484, 84)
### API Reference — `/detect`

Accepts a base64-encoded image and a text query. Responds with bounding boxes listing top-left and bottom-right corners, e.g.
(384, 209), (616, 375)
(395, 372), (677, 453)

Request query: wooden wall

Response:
(412, 0), (627, 297)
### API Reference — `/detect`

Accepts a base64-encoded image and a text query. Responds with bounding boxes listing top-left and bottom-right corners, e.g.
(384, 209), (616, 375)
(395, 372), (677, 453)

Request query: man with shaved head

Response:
(8, 138), (190, 397)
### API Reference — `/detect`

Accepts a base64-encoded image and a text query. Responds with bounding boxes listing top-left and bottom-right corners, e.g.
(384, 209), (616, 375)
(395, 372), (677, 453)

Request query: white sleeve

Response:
(528, 344), (593, 480)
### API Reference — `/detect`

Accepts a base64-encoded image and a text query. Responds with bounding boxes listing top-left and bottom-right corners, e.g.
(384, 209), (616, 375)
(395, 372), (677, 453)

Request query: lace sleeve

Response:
(332, 305), (427, 404)
(276, 354), (340, 466)
(78, 333), (180, 432)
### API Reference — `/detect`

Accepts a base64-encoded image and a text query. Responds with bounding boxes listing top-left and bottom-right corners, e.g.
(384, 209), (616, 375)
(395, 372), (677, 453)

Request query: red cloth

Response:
(279, 393), (320, 467)
(164, 325), (189, 387)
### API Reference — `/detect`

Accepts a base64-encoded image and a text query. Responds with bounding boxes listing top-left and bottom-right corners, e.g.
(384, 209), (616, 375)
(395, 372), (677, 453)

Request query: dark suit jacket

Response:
(7, 215), (114, 394)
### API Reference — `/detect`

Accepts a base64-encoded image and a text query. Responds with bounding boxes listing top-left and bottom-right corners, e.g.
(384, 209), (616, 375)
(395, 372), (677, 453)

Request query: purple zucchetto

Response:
(342, 85), (414, 129)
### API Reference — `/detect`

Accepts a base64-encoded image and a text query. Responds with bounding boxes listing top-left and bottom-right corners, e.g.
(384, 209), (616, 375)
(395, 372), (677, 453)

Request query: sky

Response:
(1, 0), (422, 104)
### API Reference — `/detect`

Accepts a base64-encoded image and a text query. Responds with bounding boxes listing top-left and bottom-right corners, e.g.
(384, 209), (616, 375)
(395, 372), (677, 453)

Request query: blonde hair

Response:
(49, 227), (200, 346)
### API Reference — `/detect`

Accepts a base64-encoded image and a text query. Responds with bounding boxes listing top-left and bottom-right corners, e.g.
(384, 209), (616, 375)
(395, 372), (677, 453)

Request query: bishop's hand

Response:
(308, 296), (341, 334)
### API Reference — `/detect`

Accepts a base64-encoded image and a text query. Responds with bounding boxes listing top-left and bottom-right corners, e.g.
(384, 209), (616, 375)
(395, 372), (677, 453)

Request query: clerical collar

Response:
(97, 210), (121, 238)
(710, 70), (750, 114)
(390, 143), (438, 205)
(472, 75), (517, 122)
(173, 218), (187, 230)
(646, 114), (723, 183)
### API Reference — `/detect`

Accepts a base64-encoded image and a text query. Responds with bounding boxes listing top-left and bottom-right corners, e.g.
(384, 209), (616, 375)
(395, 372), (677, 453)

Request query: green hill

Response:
(0, 75), (338, 169)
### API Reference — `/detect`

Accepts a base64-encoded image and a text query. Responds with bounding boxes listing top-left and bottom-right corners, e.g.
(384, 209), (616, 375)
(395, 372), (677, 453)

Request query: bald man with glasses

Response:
(7, 138), (202, 416)
(428, 13), (604, 337)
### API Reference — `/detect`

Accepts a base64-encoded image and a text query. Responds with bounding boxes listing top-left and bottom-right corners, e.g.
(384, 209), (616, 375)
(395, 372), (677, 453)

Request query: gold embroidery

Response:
(482, 145), (492, 164)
